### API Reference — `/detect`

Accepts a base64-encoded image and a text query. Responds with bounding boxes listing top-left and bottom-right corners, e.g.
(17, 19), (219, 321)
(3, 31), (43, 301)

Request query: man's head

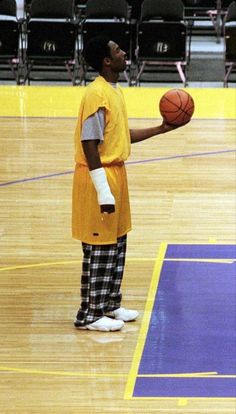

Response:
(83, 35), (127, 74)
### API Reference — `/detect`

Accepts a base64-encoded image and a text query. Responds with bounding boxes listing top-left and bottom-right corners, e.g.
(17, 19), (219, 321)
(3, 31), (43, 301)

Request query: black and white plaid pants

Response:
(75, 235), (127, 326)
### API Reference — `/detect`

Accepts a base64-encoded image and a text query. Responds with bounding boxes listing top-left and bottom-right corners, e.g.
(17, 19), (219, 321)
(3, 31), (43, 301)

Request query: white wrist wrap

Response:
(89, 168), (115, 206)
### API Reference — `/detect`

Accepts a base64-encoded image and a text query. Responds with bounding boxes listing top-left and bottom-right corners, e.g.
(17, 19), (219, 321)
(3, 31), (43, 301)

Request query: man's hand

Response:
(100, 204), (115, 214)
(161, 119), (188, 133)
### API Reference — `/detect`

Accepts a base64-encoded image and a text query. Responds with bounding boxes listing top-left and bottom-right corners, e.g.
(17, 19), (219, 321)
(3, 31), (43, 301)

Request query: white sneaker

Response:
(75, 316), (124, 332)
(106, 307), (139, 322)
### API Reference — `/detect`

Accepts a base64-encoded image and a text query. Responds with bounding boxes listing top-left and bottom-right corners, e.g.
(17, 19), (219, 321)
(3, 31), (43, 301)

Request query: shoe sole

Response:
(75, 323), (124, 332)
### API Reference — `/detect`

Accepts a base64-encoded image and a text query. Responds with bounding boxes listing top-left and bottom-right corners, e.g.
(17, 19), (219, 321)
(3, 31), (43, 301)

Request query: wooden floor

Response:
(0, 113), (236, 413)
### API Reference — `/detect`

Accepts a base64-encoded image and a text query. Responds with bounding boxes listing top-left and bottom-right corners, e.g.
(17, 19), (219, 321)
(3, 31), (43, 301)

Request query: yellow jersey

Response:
(74, 75), (131, 165)
(72, 76), (132, 244)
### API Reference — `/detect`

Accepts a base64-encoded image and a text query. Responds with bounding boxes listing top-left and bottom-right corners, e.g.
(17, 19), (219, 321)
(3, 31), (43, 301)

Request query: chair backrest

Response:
(0, 20), (19, 58)
(221, 0), (234, 7)
(85, 0), (128, 19)
(141, 0), (184, 21)
(0, 0), (16, 17)
(182, 0), (198, 5)
(137, 21), (186, 60)
(182, 0), (216, 6)
(27, 20), (76, 59)
(224, 26), (236, 61)
(82, 21), (131, 57)
(29, 0), (74, 18)
(126, 0), (144, 19)
(225, 1), (236, 21)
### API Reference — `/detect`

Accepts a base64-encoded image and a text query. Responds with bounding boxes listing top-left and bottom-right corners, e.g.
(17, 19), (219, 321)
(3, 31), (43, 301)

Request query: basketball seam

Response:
(182, 94), (194, 116)
(176, 89), (184, 108)
(160, 96), (181, 112)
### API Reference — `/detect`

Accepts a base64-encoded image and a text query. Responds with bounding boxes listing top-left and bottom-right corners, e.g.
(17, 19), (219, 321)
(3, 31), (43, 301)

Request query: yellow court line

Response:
(0, 260), (81, 272)
(124, 242), (168, 400)
(0, 366), (125, 378)
(208, 238), (217, 244)
(0, 366), (234, 380)
(0, 257), (234, 273)
(0, 257), (155, 273)
(1, 365), (235, 381)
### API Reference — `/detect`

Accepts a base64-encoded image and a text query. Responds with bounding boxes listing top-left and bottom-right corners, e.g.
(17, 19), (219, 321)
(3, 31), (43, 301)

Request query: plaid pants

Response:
(75, 235), (127, 326)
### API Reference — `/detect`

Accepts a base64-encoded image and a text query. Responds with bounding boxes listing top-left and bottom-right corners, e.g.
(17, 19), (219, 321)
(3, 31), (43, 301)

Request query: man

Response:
(72, 35), (179, 332)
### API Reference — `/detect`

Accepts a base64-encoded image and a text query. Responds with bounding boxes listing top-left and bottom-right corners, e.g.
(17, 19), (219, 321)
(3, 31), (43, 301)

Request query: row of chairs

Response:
(18, 0), (236, 44)
(0, 0), (236, 86)
(22, 0), (235, 22)
(21, 0), (236, 44)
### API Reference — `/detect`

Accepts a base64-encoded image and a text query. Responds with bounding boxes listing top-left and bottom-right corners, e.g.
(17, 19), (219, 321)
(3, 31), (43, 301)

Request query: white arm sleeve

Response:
(89, 168), (115, 206)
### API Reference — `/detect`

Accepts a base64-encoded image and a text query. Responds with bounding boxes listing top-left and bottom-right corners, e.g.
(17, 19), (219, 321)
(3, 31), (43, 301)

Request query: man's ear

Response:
(104, 57), (111, 67)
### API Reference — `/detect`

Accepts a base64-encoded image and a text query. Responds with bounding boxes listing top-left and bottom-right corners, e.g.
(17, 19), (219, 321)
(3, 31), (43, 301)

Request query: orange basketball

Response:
(159, 89), (195, 126)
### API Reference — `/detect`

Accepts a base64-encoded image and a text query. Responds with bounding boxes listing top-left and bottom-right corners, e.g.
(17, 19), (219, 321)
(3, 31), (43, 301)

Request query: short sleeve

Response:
(81, 108), (105, 142)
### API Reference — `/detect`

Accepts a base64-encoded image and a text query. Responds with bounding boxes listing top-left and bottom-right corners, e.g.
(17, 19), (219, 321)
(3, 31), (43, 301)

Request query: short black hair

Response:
(82, 35), (112, 72)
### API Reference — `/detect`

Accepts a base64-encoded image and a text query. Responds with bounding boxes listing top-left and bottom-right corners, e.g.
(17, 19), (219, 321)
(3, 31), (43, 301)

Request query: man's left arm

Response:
(129, 121), (181, 144)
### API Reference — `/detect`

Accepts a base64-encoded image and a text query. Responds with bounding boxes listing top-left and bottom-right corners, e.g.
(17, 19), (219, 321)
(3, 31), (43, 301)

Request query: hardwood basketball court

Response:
(0, 86), (235, 413)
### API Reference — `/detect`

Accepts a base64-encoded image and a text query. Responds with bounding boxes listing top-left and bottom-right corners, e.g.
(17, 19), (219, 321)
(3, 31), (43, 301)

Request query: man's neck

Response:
(100, 71), (119, 83)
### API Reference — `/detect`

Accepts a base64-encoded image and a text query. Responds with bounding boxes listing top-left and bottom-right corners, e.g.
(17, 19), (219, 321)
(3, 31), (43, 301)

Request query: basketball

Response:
(159, 89), (195, 126)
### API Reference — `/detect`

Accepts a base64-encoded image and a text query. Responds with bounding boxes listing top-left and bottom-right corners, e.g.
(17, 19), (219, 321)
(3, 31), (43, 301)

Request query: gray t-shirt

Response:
(81, 82), (117, 143)
(81, 108), (105, 142)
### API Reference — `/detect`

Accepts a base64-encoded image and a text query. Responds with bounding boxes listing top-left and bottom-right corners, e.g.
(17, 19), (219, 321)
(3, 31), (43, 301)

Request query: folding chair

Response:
(24, 0), (33, 15)
(135, 0), (187, 86)
(206, 0), (234, 41)
(223, 1), (236, 86)
(81, 0), (132, 84)
(127, 0), (144, 20)
(0, 0), (22, 83)
(74, 0), (88, 20)
(183, 1), (223, 42)
(24, 0), (78, 84)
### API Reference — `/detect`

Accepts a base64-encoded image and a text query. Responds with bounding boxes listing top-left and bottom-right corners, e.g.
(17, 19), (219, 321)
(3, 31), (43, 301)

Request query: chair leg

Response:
(80, 63), (87, 85)
(73, 50), (81, 85)
(224, 63), (234, 87)
(23, 62), (33, 85)
(216, 0), (222, 43)
(123, 68), (130, 85)
(65, 61), (75, 85)
(135, 61), (146, 86)
(186, 20), (194, 64)
(176, 62), (186, 86)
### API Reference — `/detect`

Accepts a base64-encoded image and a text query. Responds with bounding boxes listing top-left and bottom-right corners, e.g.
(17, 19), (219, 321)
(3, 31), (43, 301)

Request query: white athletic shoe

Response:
(106, 307), (139, 322)
(75, 316), (124, 332)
